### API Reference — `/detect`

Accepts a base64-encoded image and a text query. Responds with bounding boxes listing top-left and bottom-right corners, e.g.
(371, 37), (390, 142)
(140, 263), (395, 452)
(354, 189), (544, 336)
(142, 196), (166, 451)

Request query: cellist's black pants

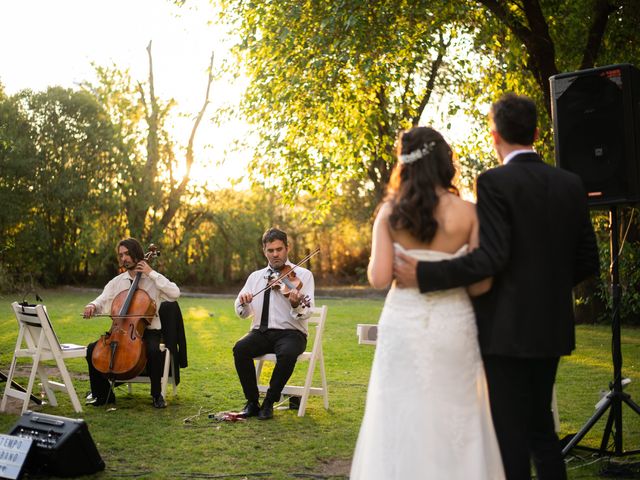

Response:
(86, 329), (164, 401)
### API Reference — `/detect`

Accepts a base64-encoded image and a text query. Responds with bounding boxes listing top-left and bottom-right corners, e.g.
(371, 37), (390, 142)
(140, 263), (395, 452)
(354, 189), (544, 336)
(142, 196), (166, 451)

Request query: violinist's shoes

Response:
(153, 394), (166, 409)
(86, 394), (115, 406)
(240, 400), (261, 418)
(257, 398), (274, 420)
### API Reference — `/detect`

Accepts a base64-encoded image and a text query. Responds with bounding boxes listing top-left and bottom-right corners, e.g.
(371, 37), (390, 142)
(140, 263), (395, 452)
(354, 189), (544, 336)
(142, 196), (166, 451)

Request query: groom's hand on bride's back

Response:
(394, 252), (418, 288)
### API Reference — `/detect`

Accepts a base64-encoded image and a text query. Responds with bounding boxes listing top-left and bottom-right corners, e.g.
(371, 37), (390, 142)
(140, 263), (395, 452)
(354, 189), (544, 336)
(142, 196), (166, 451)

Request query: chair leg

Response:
(298, 356), (318, 417)
(38, 364), (59, 407)
(169, 355), (177, 396)
(319, 348), (329, 409)
(255, 359), (265, 383)
(53, 356), (82, 413)
(22, 352), (44, 414)
(0, 357), (19, 412)
(161, 349), (170, 399)
(1, 329), (26, 412)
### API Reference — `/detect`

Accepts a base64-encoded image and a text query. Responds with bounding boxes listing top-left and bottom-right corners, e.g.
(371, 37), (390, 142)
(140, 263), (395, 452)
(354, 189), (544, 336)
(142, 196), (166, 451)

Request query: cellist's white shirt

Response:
(89, 271), (180, 330)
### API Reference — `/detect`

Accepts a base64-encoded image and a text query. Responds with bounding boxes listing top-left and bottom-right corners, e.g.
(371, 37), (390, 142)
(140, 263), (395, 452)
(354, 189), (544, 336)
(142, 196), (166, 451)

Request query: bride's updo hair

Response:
(385, 126), (458, 243)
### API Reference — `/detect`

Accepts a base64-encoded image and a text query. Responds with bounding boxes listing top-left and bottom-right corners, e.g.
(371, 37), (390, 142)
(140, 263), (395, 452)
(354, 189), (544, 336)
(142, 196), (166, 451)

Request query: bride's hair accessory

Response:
(399, 140), (436, 164)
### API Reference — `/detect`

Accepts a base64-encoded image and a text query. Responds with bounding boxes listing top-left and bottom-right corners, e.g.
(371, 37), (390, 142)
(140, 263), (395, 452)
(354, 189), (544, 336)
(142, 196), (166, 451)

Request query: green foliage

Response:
(4, 0), (640, 316)
(0, 264), (12, 293)
(592, 208), (640, 325)
(451, 0), (640, 152)
(0, 92), (36, 259)
(0, 83), (374, 291)
(211, 0), (640, 321)
(0, 87), (121, 285)
(218, 0), (640, 207)
(82, 63), (181, 240)
(162, 187), (271, 286)
(221, 0), (469, 207)
(0, 53), (230, 290)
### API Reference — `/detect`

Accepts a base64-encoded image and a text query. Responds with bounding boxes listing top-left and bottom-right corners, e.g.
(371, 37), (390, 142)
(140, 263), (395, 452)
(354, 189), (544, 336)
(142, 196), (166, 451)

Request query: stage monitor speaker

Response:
(550, 63), (640, 206)
(8, 411), (105, 477)
(356, 324), (378, 345)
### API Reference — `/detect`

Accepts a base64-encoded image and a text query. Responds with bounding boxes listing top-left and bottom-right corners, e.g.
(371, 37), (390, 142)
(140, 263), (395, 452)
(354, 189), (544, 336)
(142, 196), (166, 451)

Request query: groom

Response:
(395, 93), (599, 479)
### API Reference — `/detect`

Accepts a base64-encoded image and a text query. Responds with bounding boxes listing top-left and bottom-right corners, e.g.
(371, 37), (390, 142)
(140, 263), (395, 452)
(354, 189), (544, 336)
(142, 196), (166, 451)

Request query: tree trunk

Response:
(159, 52), (215, 231)
(478, 0), (615, 115)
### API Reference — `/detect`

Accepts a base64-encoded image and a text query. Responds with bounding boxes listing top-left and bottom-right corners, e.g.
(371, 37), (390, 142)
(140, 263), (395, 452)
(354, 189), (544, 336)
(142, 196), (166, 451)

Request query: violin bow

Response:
(251, 247), (321, 298)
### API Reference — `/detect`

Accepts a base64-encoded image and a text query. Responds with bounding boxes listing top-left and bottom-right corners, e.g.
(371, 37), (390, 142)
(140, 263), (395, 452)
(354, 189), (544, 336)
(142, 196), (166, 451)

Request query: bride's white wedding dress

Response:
(350, 245), (505, 480)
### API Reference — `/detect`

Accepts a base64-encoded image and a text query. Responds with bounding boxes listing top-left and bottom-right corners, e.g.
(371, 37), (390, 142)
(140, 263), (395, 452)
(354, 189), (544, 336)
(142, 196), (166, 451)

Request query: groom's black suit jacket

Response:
(418, 152), (599, 358)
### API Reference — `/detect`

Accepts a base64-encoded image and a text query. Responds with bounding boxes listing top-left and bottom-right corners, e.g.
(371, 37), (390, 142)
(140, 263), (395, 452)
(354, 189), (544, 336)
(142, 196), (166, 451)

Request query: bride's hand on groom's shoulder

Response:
(394, 252), (418, 288)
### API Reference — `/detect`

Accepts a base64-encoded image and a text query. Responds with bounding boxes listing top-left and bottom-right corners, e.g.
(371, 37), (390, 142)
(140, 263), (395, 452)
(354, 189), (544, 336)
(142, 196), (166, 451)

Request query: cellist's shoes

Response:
(152, 395), (166, 409)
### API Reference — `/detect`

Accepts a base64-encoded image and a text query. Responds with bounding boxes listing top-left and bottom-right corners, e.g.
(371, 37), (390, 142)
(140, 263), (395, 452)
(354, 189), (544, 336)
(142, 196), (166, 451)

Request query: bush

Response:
(592, 210), (640, 326)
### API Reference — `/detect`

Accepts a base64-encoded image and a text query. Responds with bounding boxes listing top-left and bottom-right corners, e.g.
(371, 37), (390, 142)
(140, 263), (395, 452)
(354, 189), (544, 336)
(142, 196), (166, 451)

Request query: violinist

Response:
(83, 238), (180, 408)
(233, 228), (315, 420)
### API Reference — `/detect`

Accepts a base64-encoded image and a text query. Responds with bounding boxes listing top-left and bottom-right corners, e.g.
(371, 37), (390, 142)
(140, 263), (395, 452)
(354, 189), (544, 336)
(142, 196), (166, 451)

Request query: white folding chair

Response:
(1, 302), (86, 414)
(123, 344), (177, 399)
(254, 305), (329, 417)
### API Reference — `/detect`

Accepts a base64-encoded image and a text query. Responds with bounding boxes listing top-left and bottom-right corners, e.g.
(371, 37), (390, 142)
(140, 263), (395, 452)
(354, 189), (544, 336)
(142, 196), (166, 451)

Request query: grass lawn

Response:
(0, 289), (639, 479)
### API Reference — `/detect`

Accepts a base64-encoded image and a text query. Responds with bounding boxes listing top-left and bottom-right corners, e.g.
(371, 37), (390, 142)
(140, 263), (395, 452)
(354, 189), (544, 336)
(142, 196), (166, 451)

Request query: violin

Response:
(268, 265), (302, 295)
(91, 245), (159, 380)
(268, 265), (311, 308)
(240, 248), (320, 309)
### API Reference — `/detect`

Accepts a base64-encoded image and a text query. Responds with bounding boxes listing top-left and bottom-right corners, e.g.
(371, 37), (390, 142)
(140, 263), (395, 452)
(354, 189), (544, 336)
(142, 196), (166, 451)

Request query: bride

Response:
(350, 126), (505, 479)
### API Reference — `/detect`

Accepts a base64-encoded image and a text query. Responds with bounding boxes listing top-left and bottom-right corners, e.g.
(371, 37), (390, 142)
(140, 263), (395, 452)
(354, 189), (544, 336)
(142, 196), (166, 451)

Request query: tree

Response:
(82, 42), (215, 243)
(461, 0), (640, 119)
(0, 88), (34, 236)
(0, 88), (36, 288)
(219, 0), (466, 211)
(0, 87), (120, 284)
(216, 0), (640, 210)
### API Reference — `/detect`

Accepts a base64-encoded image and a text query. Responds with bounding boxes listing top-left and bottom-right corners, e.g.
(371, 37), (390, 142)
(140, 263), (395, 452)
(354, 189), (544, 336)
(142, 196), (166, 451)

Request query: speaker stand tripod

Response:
(562, 205), (640, 457)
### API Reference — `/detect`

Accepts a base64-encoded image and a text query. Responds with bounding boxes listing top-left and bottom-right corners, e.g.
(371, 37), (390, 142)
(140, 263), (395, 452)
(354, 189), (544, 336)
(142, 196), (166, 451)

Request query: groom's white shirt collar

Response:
(503, 149), (535, 165)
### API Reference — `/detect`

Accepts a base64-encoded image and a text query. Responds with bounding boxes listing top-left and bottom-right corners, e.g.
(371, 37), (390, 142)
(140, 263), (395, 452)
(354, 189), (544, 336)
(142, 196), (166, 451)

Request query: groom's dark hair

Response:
(490, 93), (537, 146)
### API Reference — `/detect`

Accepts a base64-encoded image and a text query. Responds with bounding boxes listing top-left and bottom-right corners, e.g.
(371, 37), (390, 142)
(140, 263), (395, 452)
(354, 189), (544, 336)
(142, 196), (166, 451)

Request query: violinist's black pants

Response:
(233, 328), (307, 404)
(86, 329), (164, 402)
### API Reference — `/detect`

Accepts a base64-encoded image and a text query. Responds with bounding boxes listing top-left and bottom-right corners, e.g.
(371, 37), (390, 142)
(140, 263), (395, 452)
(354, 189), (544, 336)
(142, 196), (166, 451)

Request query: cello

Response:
(91, 245), (159, 380)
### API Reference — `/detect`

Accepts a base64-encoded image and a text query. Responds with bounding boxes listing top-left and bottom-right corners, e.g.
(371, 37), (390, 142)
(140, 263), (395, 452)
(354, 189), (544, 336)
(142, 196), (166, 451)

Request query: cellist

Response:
(83, 238), (180, 408)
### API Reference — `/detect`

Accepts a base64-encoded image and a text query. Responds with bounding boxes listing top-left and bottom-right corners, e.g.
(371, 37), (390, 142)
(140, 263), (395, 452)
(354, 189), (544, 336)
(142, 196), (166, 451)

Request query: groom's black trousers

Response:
(483, 355), (566, 480)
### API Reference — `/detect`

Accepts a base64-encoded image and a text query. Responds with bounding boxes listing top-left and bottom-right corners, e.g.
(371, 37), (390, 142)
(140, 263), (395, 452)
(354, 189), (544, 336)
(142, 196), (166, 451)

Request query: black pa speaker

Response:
(550, 63), (640, 206)
(8, 411), (105, 477)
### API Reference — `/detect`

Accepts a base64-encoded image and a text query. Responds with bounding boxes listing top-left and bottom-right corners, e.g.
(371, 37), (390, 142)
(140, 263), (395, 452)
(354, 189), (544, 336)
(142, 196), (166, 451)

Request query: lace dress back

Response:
(350, 244), (505, 479)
